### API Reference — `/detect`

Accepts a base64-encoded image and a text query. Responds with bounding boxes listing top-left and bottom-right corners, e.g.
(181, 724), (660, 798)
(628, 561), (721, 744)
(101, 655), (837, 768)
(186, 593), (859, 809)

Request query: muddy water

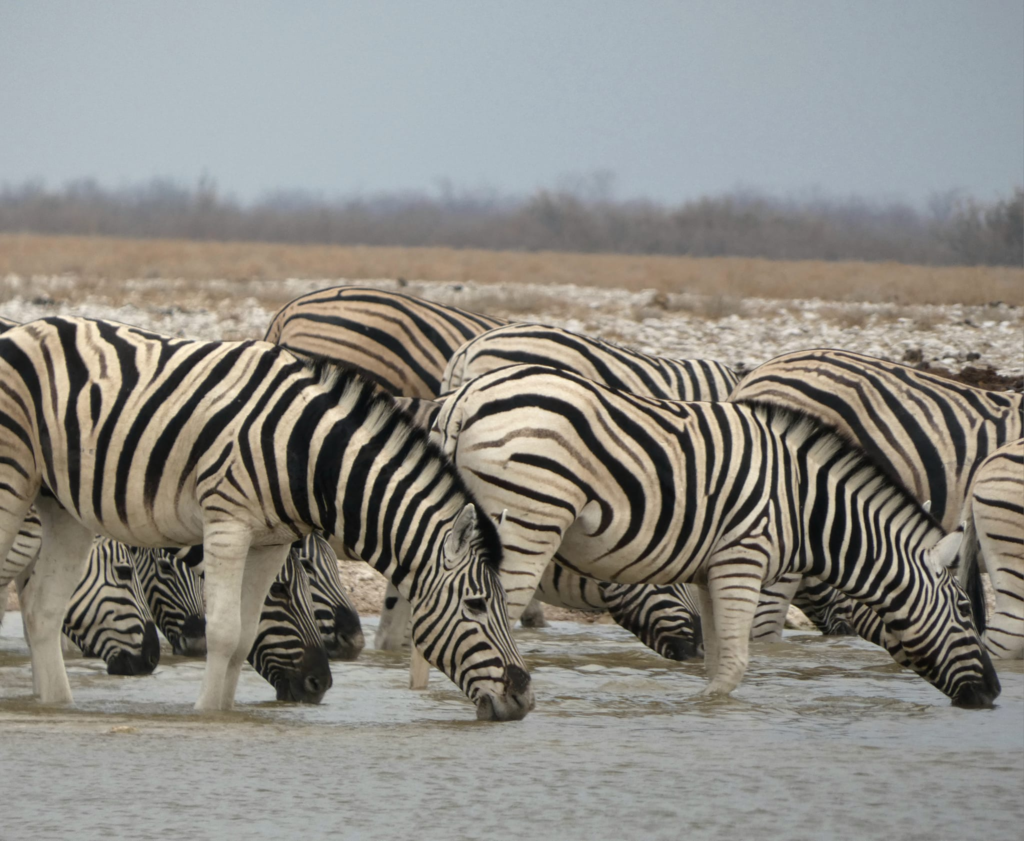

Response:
(1, 614), (1021, 841)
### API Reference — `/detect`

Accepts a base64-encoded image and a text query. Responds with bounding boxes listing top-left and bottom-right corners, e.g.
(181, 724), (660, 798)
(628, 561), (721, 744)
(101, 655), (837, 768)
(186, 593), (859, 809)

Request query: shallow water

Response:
(1, 613), (1021, 841)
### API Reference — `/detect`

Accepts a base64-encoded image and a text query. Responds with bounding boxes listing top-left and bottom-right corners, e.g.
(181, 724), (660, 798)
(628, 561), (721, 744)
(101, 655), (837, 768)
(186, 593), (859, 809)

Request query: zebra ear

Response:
(443, 503), (478, 568)
(927, 530), (963, 573)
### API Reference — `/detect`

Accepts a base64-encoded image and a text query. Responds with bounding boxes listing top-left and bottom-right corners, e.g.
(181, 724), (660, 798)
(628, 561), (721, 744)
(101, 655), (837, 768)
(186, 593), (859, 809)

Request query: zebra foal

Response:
(0, 317), (531, 718)
(436, 364), (1000, 707)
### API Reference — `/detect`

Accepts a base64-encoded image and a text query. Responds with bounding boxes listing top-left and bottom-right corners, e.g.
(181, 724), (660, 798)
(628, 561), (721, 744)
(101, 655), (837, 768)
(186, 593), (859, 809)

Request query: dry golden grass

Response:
(1, 233), (1021, 306)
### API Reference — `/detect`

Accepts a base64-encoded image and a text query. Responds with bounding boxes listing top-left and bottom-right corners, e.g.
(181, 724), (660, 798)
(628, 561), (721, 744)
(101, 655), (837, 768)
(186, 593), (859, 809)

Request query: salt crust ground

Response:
(1, 276), (1017, 621)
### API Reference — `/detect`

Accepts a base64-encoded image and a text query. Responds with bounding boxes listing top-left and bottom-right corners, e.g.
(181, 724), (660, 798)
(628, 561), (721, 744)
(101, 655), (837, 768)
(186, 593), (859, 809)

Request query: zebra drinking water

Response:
(435, 364), (999, 707)
(0, 316), (531, 718)
(292, 532), (365, 660)
(729, 348), (1023, 638)
(3, 511), (159, 676)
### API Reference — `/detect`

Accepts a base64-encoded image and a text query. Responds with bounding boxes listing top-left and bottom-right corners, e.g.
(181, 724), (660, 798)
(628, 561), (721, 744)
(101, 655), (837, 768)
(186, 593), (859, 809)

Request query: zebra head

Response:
(62, 538), (160, 676)
(248, 552), (334, 704)
(598, 581), (704, 661)
(408, 503), (534, 721)
(292, 533), (365, 661)
(132, 547), (208, 657)
(890, 531), (1000, 709)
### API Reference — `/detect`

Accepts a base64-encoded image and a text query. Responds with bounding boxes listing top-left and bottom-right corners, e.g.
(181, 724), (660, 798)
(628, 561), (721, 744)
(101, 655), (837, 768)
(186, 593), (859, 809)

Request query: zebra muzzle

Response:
(326, 604), (365, 661)
(276, 645), (334, 704)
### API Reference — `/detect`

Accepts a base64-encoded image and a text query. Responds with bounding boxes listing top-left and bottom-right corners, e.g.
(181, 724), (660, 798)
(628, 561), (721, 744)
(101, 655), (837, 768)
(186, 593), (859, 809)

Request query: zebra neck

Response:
(795, 458), (942, 620)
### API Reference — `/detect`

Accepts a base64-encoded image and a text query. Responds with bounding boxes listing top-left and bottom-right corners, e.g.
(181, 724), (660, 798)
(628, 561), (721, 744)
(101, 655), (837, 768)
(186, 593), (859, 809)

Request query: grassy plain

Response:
(1, 233), (1021, 307)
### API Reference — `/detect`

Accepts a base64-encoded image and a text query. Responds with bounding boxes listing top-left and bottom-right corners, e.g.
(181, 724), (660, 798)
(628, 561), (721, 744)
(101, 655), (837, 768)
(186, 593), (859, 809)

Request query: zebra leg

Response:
(697, 585), (720, 682)
(519, 597), (548, 628)
(196, 528), (252, 712)
(751, 572), (802, 642)
(978, 528), (1024, 661)
(701, 553), (768, 697)
(221, 543), (292, 707)
(375, 582), (412, 650)
(20, 499), (95, 704)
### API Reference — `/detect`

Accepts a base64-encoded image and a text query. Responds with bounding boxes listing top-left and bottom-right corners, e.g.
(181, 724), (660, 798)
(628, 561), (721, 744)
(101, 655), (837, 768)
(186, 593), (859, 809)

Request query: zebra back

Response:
(290, 532), (365, 661)
(265, 286), (506, 397)
(442, 321), (740, 399)
(729, 348), (1023, 531)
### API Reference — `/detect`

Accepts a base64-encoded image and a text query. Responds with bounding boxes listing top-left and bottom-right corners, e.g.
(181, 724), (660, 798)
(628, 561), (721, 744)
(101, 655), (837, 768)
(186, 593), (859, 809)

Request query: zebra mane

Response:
(301, 354), (503, 573)
(738, 400), (945, 533)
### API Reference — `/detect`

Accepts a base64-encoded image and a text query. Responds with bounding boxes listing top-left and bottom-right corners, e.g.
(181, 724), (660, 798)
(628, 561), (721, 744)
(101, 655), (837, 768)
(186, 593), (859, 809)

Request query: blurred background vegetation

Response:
(1, 177), (1020, 267)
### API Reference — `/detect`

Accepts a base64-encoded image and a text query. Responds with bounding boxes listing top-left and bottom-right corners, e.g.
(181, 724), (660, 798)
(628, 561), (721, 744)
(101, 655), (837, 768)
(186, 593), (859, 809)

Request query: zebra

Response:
(435, 363), (1000, 707)
(2, 511), (159, 676)
(248, 548), (333, 702)
(376, 552), (704, 662)
(959, 438), (1024, 659)
(729, 348), (1023, 638)
(134, 543), (333, 702)
(538, 563), (704, 660)
(293, 532), (365, 660)
(132, 545), (208, 656)
(0, 316), (532, 718)
(268, 292), (729, 659)
(265, 285), (506, 398)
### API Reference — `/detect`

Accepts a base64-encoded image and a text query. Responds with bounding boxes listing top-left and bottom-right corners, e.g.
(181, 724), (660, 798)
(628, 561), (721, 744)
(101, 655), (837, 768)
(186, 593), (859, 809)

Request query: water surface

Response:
(1, 614), (1021, 841)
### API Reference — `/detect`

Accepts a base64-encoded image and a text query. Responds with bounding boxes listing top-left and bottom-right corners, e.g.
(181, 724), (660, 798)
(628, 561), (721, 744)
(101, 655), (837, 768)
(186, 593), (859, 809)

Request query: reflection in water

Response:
(1, 613), (1021, 841)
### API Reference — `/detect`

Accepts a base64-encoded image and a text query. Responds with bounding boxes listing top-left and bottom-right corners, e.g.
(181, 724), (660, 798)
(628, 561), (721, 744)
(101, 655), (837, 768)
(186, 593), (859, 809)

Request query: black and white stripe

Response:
(442, 321), (739, 399)
(435, 363), (1000, 707)
(959, 438), (1024, 659)
(3, 511), (159, 675)
(266, 286), (506, 398)
(132, 546), (208, 656)
(730, 348), (1023, 637)
(0, 316), (531, 718)
(537, 563), (703, 660)
(248, 549), (333, 702)
(292, 532), (365, 661)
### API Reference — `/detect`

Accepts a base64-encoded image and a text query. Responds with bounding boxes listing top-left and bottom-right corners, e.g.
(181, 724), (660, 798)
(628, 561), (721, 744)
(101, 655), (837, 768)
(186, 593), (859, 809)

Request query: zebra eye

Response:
(157, 560), (173, 575)
(270, 582), (288, 598)
(113, 564), (134, 582)
(464, 597), (487, 616)
(300, 559), (315, 574)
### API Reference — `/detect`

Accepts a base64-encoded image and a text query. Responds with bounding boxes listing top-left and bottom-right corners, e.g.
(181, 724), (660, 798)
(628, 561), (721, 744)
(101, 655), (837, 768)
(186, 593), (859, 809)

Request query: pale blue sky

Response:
(1, 1), (1021, 206)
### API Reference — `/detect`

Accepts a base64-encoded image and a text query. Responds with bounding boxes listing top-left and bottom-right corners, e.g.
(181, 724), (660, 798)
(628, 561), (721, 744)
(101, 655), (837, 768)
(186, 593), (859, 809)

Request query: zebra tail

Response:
(959, 505), (988, 636)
